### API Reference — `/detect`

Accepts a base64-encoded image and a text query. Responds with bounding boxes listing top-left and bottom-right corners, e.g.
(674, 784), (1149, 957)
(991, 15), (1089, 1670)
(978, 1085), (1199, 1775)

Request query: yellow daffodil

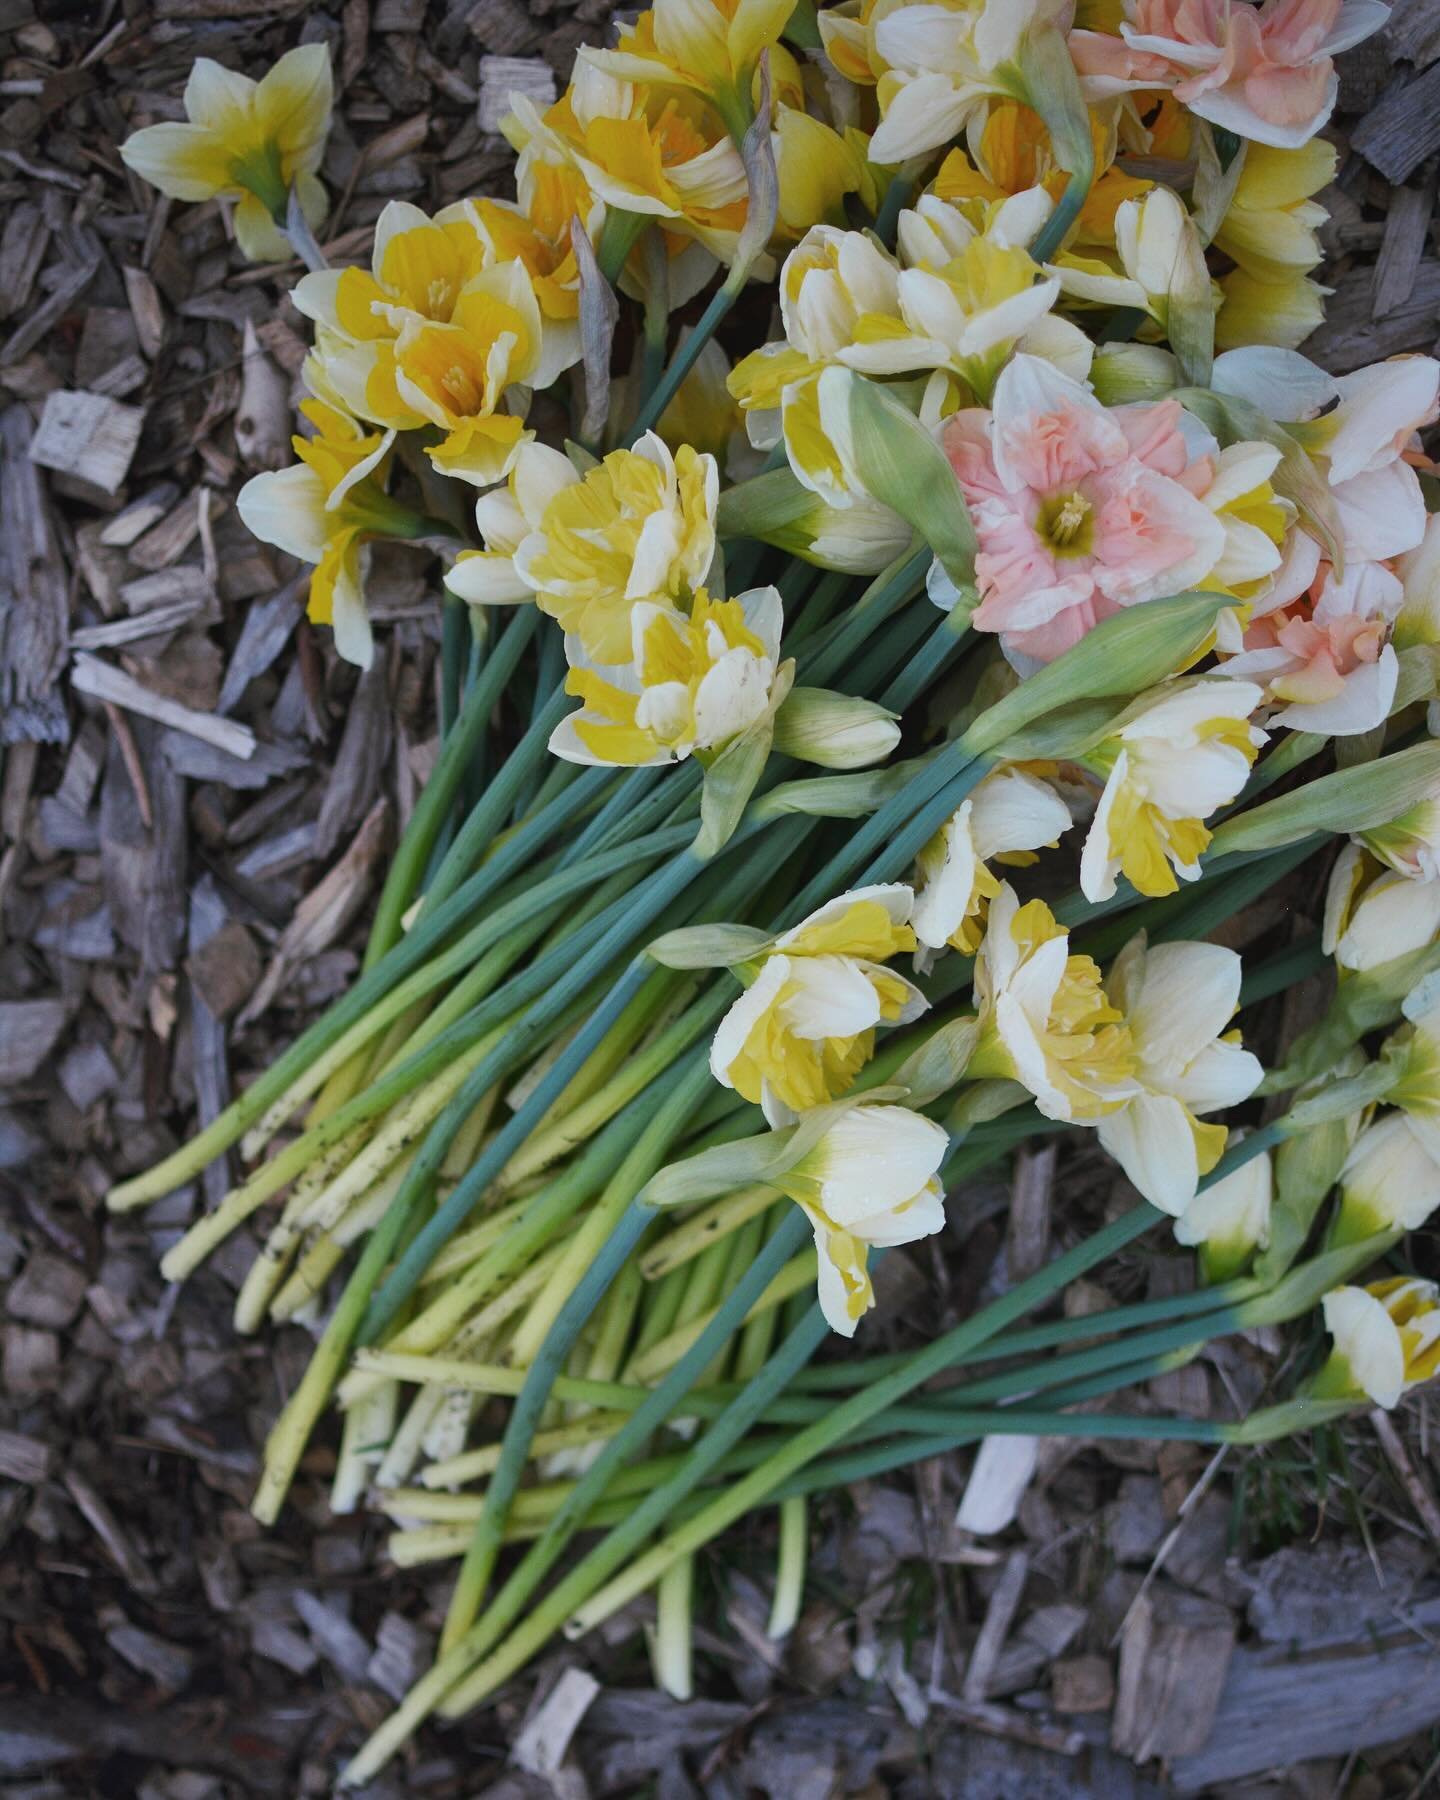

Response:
(465, 432), (717, 662)
(549, 586), (788, 767)
(1079, 681), (1266, 902)
(1194, 441), (1292, 603)
(772, 1104), (949, 1335)
(1173, 1134), (1272, 1282)
(912, 766), (1072, 956)
(968, 883), (1135, 1121)
(236, 399), (430, 669)
(772, 110), (880, 241)
(1215, 139), (1335, 352)
(505, 65), (749, 265)
(710, 885), (929, 1123)
(931, 101), (1150, 249)
(579, 0), (804, 140)
(1315, 1278), (1440, 1410)
(1098, 934), (1262, 1216)
(121, 45), (332, 262)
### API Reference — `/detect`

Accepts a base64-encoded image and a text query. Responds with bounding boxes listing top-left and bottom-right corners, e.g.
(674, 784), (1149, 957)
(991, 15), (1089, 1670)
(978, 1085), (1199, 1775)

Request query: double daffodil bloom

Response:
(1173, 1135), (1272, 1282)
(505, 65), (749, 266)
(579, 0), (802, 139)
(1315, 1278), (1440, 1411)
(773, 1104), (949, 1336)
(772, 111), (881, 242)
(1323, 846), (1440, 974)
(549, 586), (787, 768)
(819, 0), (1069, 165)
(969, 884), (1136, 1123)
(1079, 681), (1267, 903)
(1332, 1113), (1440, 1245)
(297, 198), (585, 421)
(1052, 186), (1216, 341)
(1098, 935), (1263, 1217)
(237, 400), (430, 669)
(447, 433), (717, 664)
(710, 886), (929, 1124)
(120, 46), (332, 262)
(912, 766), (1072, 957)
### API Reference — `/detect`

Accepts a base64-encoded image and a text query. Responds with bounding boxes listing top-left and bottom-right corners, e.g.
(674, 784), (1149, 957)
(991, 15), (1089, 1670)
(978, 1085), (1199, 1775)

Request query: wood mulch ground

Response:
(3, 0), (1440, 1794)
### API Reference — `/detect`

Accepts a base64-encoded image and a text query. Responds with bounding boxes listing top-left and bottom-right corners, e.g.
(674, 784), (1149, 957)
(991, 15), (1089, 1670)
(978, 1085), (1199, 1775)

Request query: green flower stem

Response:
(627, 268), (747, 445)
(512, 623), (568, 823)
(366, 607), (539, 970)
(360, 848), (711, 1346)
(440, 593), (468, 742)
(767, 1493), (808, 1638)
(437, 1055), (717, 1652)
(652, 1555), (695, 1698)
(880, 615), (972, 714)
(1239, 935), (1325, 1008)
(597, 207), (650, 285)
(628, 1262), (692, 1366)
(415, 683), (574, 925)
(842, 595), (939, 703)
(873, 157), (929, 245)
(783, 570), (857, 649)
(801, 546), (931, 689)
(251, 1172), (423, 1526)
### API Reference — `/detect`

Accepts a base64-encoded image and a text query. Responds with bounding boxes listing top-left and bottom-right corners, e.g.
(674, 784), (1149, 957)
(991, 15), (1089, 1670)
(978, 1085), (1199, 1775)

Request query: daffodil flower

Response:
(912, 766), (1072, 956)
(237, 399), (431, 669)
(1214, 139), (1336, 352)
(121, 46), (332, 262)
(1323, 846), (1440, 975)
(1078, 680), (1266, 903)
(1173, 1134), (1272, 1282)
(548, 586), (788, 768)
(772, 110), (880, 241)
(1331, 1113), (1440, 1245)
(1315, 1277), (1440, 1411)
(1097, 934), (1263, 1217)
(506, 65), (750, 267)
(710, 885), (929, 1124)
(772, 1103), (949, 1335)
(968, 883), (1135, 1122)
(1356, 774), (1440, 883)
(1052, 187), (1216, 339)
(579, 0), (803, 140)
(447, 432), (717, 664)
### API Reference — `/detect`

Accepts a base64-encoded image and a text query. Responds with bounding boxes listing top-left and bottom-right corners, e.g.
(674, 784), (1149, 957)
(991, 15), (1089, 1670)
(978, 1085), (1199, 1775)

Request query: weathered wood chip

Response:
(30, 389), (145, 494)
(0, 997), (68, 1083)
(72, 653), (255, 759)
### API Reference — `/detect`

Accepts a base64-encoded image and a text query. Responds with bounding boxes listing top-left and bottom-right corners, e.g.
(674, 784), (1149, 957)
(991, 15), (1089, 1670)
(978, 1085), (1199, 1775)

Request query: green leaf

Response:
(1210, 740), (1440, 857)
(960, 589), (1231, 756)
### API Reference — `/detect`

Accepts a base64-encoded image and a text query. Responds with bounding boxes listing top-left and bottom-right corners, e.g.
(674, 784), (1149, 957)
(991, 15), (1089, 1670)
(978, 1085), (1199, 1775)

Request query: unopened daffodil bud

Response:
(1314, 1278), (1440, 1411)
(1331, 1112), (1440, 1246)
(120, 46), (332, 262)
(1323, 845), (1440, 975)
(550, 587), (788, 770)
(1098, 935), (1263, 1217)
(1079, 681), (1266, 903)
(969, 884), (1135, 1123)
(772, 1103), (949, 1335)
(1087, 342), (1180, 404)
(912, 767), (1072, 956)
(238, 399), (431, 669)
(1173, 1133), (1272, 1283)
(772, 688), (900, 770)
(710, 885), (929, 1124)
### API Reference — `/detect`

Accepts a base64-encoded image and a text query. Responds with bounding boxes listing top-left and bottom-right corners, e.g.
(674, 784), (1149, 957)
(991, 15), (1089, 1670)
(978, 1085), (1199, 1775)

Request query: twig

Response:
(102, 700), (153, 829)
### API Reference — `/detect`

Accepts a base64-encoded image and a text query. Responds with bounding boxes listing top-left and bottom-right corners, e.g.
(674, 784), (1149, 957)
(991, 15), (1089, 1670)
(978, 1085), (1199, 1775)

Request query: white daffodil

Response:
(1332, 1113), (1440, 1245)
(447, 433), (716, 665)
(710, 886), (929, 1124)
(773, 1104), (949, 1335)
(912, 767), (1072, 956)
(120, 46), (332, 261)
(1357, 775), (1440, 884)
(1191, 439), (1292, 603)
(1098, 935), (1264, 1217)
(1173, 1135), (1271, 1282)
(1323, 846), (1440, 974)
(968, 884), (1136, 1122)
(1316, 1278), (1440, 1411)
(1054, 186), (1214, 337)
(1079, 682), (1267, 903)
(549, 587), (787, 769)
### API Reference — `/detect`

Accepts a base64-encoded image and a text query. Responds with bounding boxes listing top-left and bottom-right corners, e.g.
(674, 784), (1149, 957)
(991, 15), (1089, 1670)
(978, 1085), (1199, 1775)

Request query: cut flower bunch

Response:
(111, 0), (1440, 1776)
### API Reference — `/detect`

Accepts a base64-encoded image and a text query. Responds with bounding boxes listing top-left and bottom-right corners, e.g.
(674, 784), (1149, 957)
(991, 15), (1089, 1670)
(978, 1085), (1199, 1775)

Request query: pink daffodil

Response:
(935, 353), (1225, 665)
(1072, 0), (1390, 149)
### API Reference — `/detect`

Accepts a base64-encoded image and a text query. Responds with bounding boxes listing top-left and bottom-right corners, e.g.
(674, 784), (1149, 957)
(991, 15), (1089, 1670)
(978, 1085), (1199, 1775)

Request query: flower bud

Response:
(1332, 1112), (1440, 1245)
(1173, 1135), (1272, 1282)
(1323, 844), (1440, 974)
(772, 687), (901, 770)
(1088, 343), (1180, 405)
(1314, 1277), (1440, 1410)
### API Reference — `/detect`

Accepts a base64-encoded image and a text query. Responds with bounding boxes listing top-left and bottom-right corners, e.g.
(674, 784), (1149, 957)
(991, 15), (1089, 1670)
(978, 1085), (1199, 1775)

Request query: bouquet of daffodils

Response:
(113, 0), (1440, 1777)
